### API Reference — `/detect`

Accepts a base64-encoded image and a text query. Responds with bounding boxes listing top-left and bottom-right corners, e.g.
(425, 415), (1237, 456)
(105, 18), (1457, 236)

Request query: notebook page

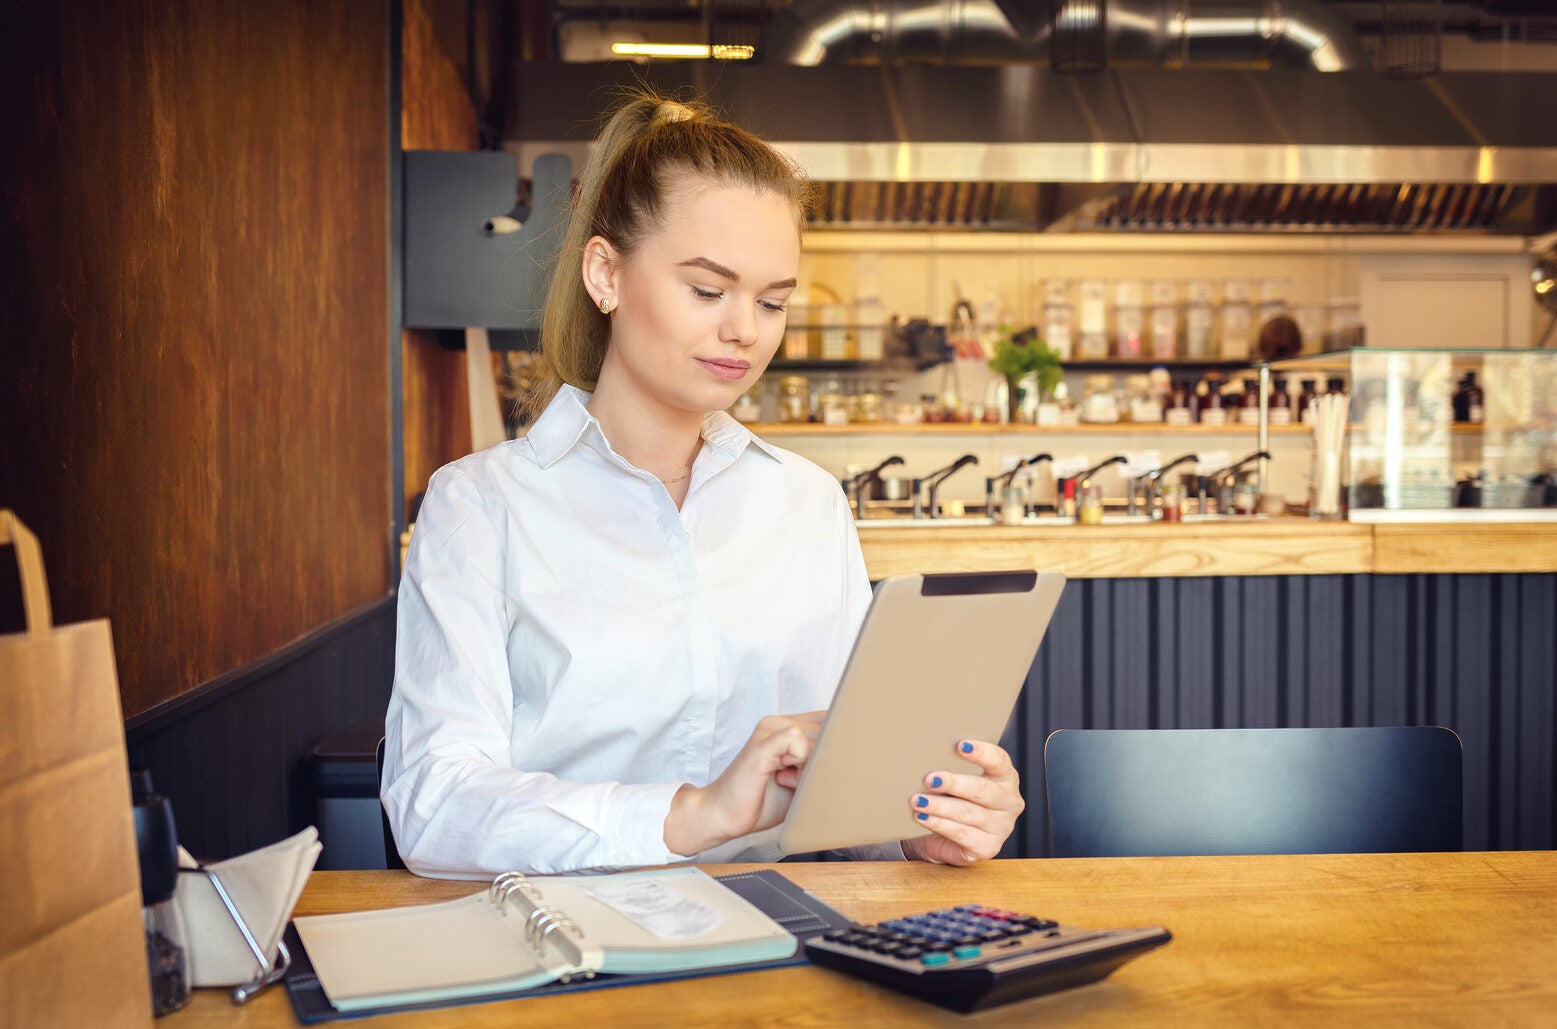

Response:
(528, 867), (796, 974)
(294, 892), (583, 1011)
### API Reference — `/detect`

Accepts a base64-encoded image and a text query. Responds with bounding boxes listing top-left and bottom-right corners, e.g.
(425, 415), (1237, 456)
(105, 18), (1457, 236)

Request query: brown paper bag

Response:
(0, 510), (154, 1027)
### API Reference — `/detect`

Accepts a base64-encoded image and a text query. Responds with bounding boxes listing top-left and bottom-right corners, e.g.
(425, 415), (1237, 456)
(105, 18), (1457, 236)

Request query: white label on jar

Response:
(1469, 404), (1483, 423)
(1165, 408), (1192, 426)
(1269, 407), (1292, 426)
(1200, 408), (1228, 426)
(1079, 281), (1107, 333)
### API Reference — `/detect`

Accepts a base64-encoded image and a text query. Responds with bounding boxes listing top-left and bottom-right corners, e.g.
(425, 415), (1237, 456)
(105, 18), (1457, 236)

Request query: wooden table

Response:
(170, 852), (1557, 1027)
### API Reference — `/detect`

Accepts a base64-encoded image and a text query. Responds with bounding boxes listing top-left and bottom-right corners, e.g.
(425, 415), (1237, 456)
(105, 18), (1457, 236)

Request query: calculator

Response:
(804, 905), (1171, 1013)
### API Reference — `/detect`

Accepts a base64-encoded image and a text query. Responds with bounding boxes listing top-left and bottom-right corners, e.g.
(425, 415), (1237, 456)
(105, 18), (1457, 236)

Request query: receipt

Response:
(579, 879), (723, 940)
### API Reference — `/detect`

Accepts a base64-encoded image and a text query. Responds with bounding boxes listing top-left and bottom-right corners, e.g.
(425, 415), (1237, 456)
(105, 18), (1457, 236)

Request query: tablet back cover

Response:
(779, 570), (1066, 854)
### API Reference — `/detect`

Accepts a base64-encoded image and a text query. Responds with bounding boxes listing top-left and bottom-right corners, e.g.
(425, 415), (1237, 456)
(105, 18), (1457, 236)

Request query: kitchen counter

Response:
(857, 517), (1557, 579)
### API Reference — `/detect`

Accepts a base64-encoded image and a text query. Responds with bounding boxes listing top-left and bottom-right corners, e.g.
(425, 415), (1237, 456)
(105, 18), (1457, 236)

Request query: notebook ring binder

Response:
(489, 871), (541, 912)
(524, 907), (583, 956)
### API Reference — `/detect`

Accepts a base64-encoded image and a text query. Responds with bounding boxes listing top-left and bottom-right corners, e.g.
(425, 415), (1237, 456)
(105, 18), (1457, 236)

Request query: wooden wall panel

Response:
(127, 598), (395, 859)
(400, 0), (479, 524)
(1, 1), (389, 716)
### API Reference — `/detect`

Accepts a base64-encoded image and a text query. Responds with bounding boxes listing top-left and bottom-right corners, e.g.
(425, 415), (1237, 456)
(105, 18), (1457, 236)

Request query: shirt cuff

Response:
(603, 781), (688, 867)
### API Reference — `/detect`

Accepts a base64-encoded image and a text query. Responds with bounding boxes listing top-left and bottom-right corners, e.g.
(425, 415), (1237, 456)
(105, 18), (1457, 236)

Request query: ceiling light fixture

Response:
(610, 42), (754, 60)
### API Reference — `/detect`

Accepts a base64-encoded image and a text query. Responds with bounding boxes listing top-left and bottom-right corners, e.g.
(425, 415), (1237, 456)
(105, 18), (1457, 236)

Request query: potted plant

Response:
(988, 327), (1063, 423)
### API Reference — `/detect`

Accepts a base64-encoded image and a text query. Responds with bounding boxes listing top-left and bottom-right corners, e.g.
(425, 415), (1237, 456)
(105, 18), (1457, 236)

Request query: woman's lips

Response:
(696, 358), (751, 382)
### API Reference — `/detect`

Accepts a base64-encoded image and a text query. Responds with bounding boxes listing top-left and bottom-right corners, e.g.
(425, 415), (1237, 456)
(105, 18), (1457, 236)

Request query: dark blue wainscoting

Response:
(1009, 573), (1557, 858)
(125, 597), (397, 860)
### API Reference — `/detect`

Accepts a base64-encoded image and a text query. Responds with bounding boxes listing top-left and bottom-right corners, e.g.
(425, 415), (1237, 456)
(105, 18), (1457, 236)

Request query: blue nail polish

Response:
(916, 812), (929, 821)
(916, 795), (929, 808)
(930, 776), (943, 789)
(960, 741), (975, 754)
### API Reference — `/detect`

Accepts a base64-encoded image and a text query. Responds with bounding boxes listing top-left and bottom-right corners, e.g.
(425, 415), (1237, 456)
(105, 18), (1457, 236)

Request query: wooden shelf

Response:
(749, 422), (1311, 436)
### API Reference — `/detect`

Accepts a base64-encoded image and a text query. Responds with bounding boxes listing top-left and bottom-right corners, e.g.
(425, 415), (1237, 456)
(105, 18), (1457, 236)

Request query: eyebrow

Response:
(678, 256), (797, 291)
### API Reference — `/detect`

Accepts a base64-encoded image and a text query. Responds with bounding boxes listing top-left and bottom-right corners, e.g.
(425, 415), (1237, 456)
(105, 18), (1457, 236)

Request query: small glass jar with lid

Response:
(1125, 374), (1159, 423)
(1077, 484), (1105, 525)
(1080, 374), (1121, 423)
(1158, 481), (1185, 522)
(778, 375), (810, 423)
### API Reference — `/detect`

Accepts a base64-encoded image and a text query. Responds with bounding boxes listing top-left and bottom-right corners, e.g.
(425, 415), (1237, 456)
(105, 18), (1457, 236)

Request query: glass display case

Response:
(1279, 348), (1557, 520)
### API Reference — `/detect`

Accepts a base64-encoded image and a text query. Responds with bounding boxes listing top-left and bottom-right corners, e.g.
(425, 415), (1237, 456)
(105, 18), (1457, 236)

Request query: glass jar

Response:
(1159, 482), (1185, 523)
(1269, 376), (1293, 426)
(852, 390), (883, 424)
(778, 376), (809, 423)
(1198, 375), (1228, 426)
(1077, 484), (1105, 525)
(1126, 374), (1159, 423)
(1000, 484), (1027, 526)
(1233, 482), (1260, 515)
(1080, 374), (1121, 423)
(731, 384), (762, 424)
(1163, 381), (1194, 426)
(1239, 379), (1262, 425)
(1297, 379), (1319, 423)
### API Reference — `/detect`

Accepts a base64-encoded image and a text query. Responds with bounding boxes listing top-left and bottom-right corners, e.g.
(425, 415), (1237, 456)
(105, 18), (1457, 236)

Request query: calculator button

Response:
(953, 945), (982, 960)
(896, 947), (922, 960)
(921, 952), (951, 967)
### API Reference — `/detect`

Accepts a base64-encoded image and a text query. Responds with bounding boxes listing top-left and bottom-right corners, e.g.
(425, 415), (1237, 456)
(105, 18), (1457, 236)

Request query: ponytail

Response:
(521, 90), (811, 424)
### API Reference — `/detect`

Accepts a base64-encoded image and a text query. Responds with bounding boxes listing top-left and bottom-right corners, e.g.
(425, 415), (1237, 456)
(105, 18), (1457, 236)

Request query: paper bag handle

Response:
(1, 509), (54, 634)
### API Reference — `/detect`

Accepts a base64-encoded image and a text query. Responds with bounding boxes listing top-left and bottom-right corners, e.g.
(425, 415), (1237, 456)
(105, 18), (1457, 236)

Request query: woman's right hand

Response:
(663, 711), (825, 857)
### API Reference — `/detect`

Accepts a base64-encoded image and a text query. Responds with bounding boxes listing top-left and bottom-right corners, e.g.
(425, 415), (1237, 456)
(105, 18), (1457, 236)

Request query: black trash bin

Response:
(310, 718), (387, 870)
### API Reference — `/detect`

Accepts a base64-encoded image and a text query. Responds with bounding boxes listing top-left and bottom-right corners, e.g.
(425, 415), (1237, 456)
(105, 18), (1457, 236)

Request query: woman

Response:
(383, 93), (1023, 878)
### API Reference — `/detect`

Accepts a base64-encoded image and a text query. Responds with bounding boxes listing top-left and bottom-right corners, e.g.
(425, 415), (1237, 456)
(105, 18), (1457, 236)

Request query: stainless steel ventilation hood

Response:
(504, 61), (1557, 232)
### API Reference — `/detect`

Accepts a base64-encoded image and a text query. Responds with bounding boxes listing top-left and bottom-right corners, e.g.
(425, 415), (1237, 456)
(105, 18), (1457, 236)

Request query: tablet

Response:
(778, 570), (1067, 855)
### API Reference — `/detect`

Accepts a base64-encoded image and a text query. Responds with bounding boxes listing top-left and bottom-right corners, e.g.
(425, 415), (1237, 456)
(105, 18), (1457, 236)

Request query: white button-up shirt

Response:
(383, 385), (888, 878)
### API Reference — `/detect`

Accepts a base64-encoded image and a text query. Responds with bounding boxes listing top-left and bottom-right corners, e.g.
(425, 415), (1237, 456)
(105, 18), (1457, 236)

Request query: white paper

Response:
(579, 880), (723, 940)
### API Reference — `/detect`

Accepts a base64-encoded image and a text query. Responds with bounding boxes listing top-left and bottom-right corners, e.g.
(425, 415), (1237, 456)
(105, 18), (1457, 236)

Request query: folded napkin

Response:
(174, 826), (321, 987)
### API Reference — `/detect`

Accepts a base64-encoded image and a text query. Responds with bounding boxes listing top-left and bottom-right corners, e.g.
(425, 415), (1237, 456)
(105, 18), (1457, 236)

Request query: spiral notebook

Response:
(286, 868), (847, 1020)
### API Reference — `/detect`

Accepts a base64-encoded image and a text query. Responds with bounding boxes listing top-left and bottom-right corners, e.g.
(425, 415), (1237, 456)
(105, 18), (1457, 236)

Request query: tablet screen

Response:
(779, 570), (1067, 855)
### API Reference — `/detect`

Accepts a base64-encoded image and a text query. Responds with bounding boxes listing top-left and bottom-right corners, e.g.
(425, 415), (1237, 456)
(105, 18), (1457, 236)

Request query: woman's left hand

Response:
(901, 739), (1024, 866)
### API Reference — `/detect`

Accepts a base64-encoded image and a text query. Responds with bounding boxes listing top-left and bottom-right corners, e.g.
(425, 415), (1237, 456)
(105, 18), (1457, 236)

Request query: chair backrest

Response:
(374, 736), (407, 871)
(1044, 727), (1463, 858)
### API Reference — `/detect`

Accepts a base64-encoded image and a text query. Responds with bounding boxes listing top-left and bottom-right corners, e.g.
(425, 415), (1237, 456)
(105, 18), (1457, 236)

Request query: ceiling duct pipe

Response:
(765, 0), (1368, 71)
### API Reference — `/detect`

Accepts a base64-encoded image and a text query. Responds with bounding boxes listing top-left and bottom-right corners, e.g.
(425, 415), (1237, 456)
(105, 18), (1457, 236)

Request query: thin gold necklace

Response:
(657, 469), (692, 486)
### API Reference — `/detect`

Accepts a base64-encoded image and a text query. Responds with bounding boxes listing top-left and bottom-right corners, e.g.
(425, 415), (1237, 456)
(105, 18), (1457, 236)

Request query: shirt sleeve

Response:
(382, 464), (688, 879)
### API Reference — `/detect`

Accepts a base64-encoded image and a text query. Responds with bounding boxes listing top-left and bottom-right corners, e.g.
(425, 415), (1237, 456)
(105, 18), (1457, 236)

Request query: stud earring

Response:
(598, 297), (613, 314)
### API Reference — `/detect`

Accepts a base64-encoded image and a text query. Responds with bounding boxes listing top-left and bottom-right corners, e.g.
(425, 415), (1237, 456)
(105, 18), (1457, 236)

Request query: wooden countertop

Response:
(166, 852), (1557, 1027)
(859, 518), (1557, 579)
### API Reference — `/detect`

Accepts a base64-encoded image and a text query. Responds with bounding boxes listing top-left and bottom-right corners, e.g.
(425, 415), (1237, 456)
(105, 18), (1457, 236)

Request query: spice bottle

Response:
(1239, 379), (1262, 426)
(1452, 372), (1485, 424)
(1198, 376), (1228, 426)
(132, 771), (190, 1016)
(1297, 379), (1319, 423)
(1163, 381), (1194, 426)
(1269, 376), (1293, 426)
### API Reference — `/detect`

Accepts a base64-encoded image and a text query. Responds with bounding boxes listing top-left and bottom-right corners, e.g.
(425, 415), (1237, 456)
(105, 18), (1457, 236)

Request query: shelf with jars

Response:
(1272, 348), (1557, 518)
(736, 361), (1330, 434)
(747, 422), (1313, 436)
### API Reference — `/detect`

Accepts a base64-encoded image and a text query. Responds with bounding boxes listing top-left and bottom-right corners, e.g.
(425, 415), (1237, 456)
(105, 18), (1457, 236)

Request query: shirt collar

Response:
(525, 384), (596, 469)
(526, 383), (784, 468)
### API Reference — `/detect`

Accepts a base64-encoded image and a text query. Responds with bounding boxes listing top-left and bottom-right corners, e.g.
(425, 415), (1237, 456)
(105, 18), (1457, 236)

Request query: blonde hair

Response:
(522, 91), (811, 422)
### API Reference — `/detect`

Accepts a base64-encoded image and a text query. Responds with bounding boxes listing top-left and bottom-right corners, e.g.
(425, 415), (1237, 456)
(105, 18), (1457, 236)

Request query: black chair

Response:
(374, 736), (407, 871)
(1044, 727), (1463, 858)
